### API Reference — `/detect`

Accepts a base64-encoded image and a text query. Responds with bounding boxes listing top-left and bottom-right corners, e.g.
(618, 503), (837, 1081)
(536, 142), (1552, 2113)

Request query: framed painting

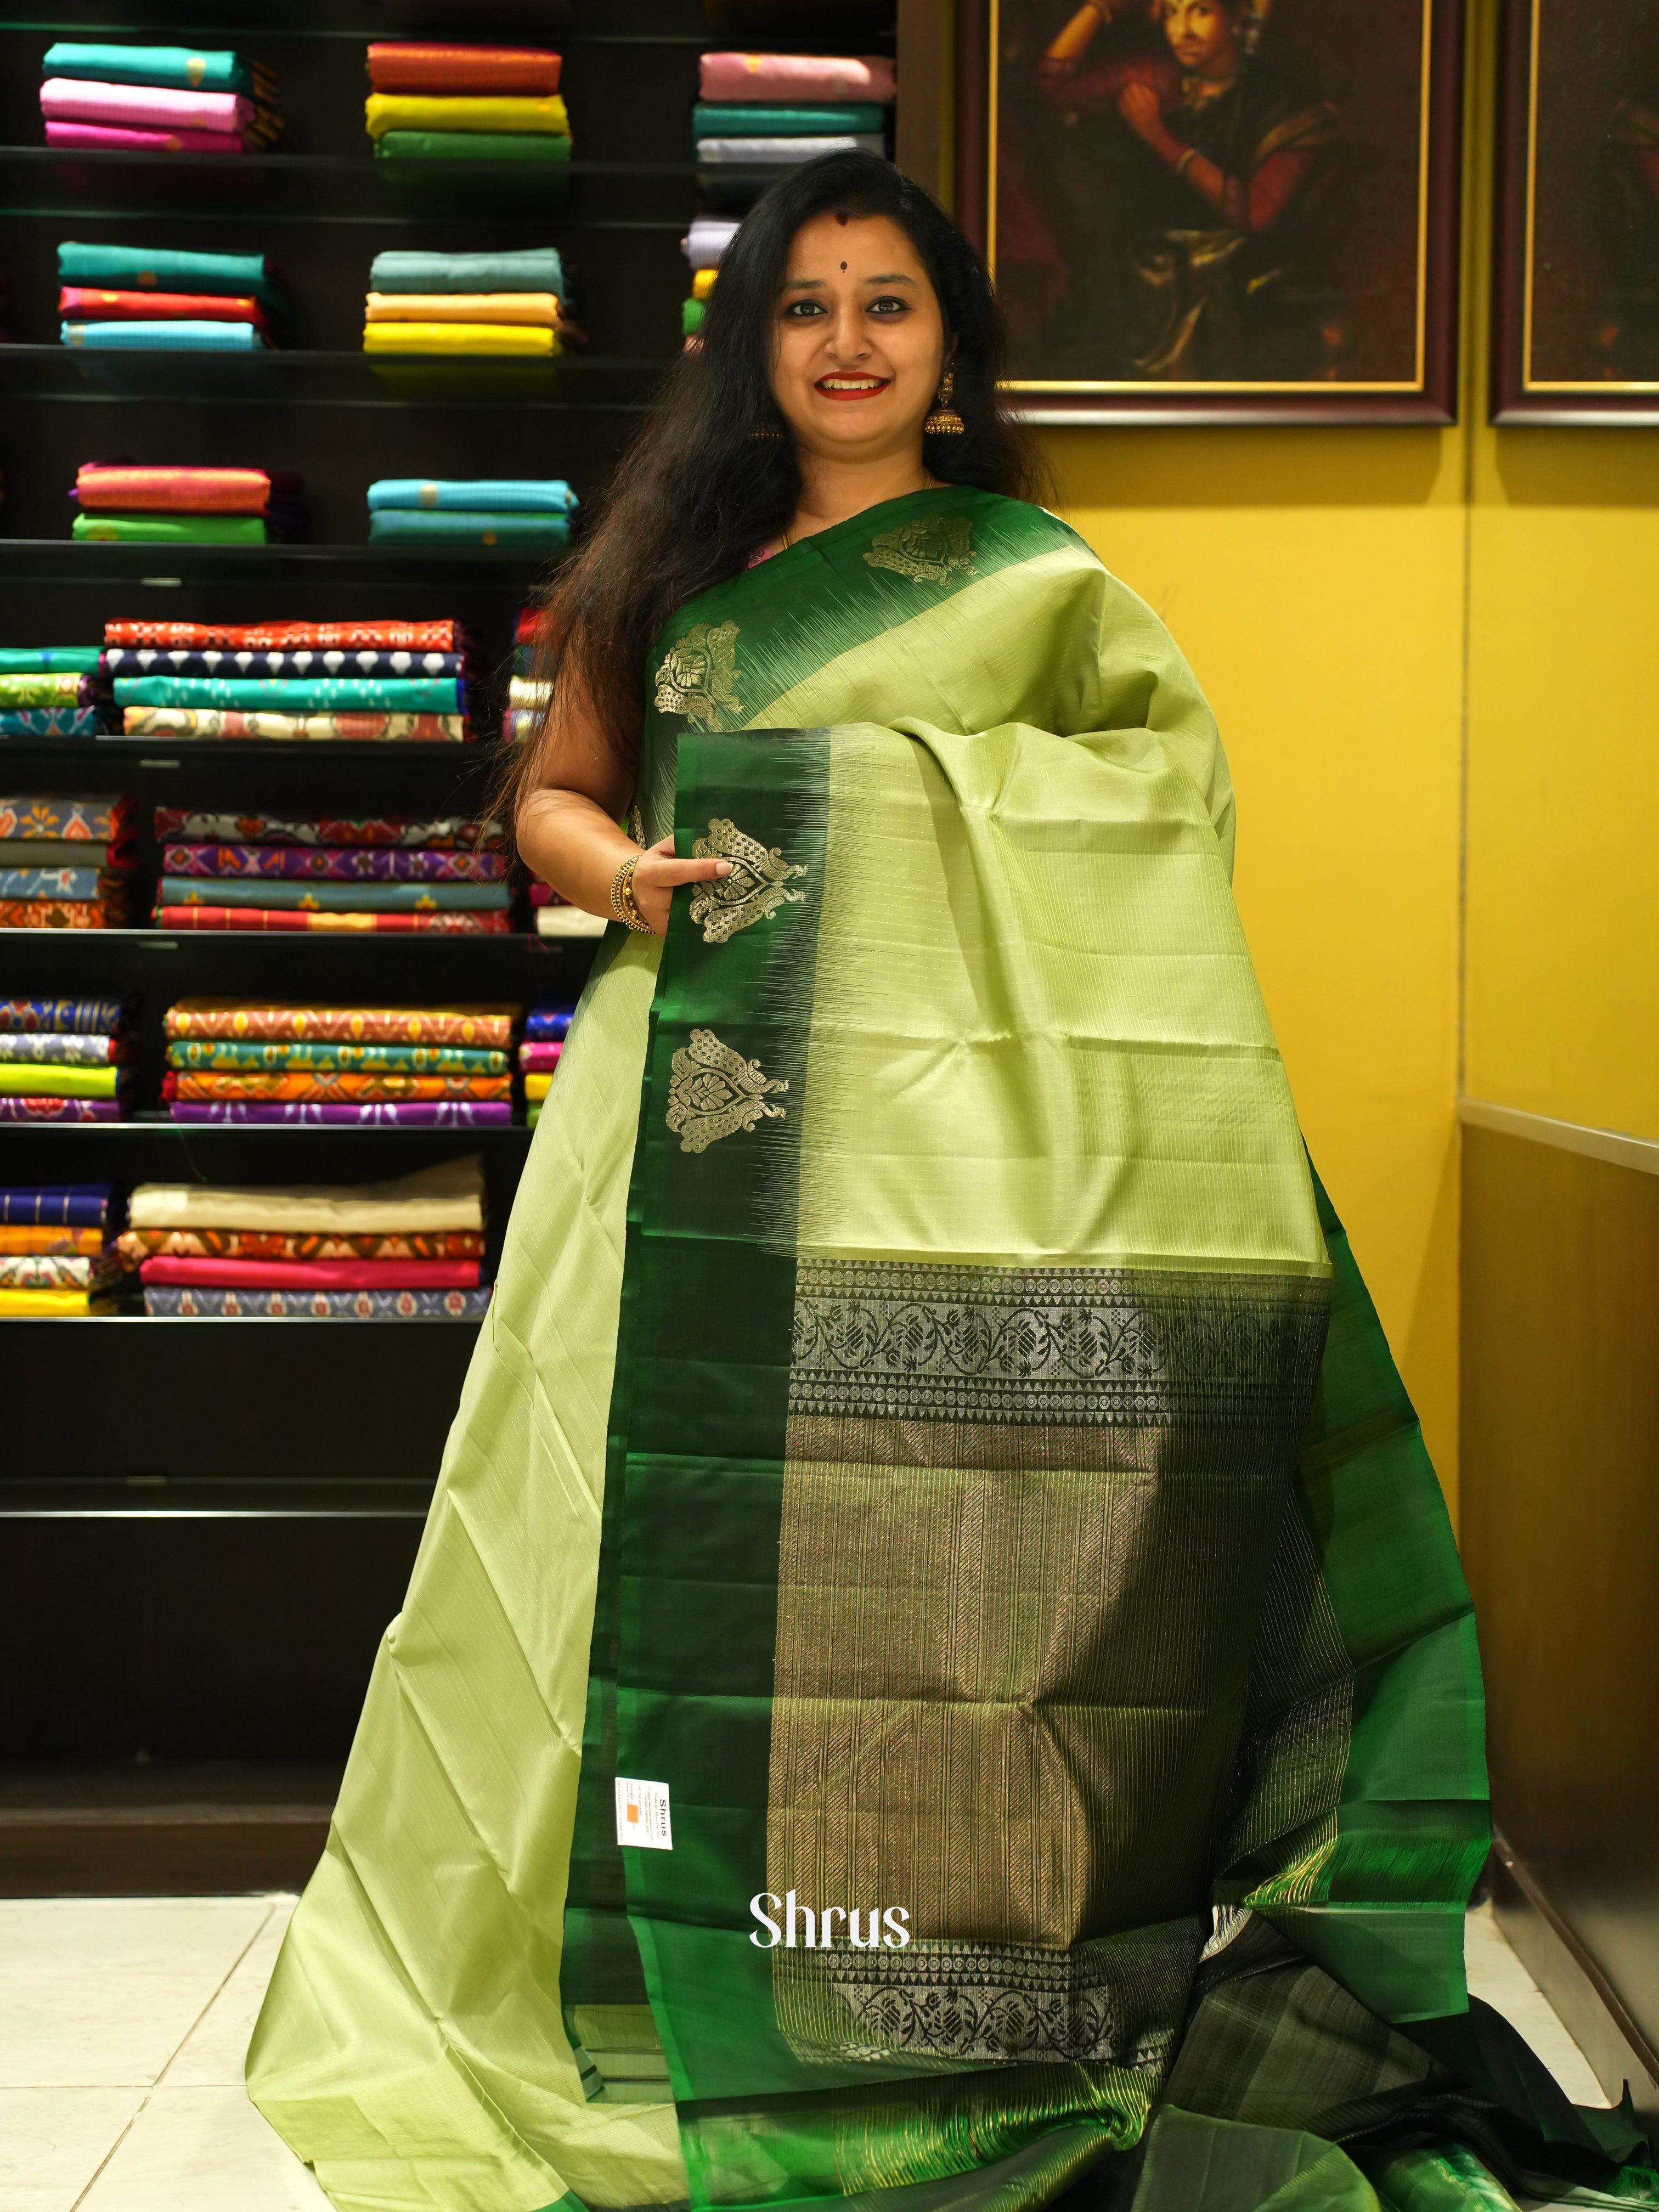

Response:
(1493, 0), (1659, 422)
(956, 0), (1466, 422)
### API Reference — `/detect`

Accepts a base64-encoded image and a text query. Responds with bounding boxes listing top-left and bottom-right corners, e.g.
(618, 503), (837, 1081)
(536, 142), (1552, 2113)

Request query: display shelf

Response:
(0, 345), (669, 405)
(3, 736), (515, 758)
(0, 1120), (534, 1140)
(0, 0), (704, 1776)
(0, 1476), (440, 1514)
(0, 538), (568, 582)
(0, 148), (697, 224)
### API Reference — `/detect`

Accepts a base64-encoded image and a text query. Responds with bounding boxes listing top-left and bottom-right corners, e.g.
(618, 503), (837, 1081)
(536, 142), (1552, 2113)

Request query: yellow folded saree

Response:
(362, 322), (558, 357)
(363, 92), (568, 138)
(0, 1286), (107, 1315)
(364, 291), (561, 326)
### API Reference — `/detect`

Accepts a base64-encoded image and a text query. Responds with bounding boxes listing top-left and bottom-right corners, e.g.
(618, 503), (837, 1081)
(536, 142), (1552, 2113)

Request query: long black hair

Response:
(503, 150), (1042, 809)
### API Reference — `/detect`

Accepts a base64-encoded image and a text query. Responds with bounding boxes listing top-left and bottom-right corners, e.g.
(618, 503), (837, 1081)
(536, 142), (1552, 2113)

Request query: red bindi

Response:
(836, 213), (848, 224)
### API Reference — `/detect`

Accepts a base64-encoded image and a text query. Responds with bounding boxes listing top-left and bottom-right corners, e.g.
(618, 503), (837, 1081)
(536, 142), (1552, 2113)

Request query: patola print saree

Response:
(249, 490), (1654, 2212)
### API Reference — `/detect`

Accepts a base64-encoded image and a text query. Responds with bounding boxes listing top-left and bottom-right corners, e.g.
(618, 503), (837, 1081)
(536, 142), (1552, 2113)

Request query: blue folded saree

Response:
(0, 866), (107, 901)
(0, 649), (101, 673)
(63, 319), (268, 351)
(114, 676), (462, 712)
(368, 510), (571, 546)
(0, 710), (99, 736)
(366, 477), (578, 512)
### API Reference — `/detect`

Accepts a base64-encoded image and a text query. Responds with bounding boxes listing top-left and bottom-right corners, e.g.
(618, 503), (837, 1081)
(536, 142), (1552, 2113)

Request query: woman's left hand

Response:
(630, 834), (731, 936)
(1116, 80), (1166, 141)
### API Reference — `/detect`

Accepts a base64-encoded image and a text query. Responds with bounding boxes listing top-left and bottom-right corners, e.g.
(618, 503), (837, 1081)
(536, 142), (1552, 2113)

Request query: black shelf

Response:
(0, 343), (671, 407)
(0, 1121), (533, 1140)
(1, 1476), (439, 1516)
(0, 0), (733, 1776)
(0, 534), (564, 562)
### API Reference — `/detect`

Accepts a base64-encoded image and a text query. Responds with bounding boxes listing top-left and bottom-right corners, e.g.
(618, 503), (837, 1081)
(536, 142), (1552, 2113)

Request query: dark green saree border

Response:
(594, 732), (834, 2101)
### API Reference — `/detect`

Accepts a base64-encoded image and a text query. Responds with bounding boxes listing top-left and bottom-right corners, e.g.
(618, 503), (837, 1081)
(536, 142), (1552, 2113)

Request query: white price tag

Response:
(614, 1776), (673, 1850)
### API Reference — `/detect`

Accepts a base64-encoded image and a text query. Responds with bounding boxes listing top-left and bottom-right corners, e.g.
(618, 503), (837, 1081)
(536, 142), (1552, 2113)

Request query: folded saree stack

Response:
(681, 216), (738, 341)
(529, 883), (602, 939)
(367, 478), (576, 549)
(363, 245), (567, 359)
(40, 42), (281, 156)
(0, 793), (134, 931)
(690, 52), (894, 222)
(152, 805), (513, 940)
(364, 43), (568, 166)
(109, 617), (475, 742)
(518, 1002), (570, 1127)
(125, 1153), (494, 1317)
(506, 603), (549, 740)
(72, 465), (305, 546)
(160, 997), (519, 1127)
(0, 647), (104, 736)
(0, 996), (133, 1128)
(0, 1180), (123, 1313)
(59, 241), (289, 353)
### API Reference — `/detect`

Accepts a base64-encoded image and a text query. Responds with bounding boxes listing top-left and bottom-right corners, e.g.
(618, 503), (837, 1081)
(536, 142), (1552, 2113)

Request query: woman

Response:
(1026, 0), (1342, 380)
(249, 155), (1650, 2212)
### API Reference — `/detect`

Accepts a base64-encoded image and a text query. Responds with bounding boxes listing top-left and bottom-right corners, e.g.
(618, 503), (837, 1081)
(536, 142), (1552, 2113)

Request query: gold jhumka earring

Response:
(923, 369), (965, 436)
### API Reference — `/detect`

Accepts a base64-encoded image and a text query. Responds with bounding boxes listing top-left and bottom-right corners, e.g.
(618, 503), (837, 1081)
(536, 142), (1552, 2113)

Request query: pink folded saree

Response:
(77, 465), (287, 514)
(40, 78), (264, 131)
(46, 119), (250, 154)
(697, 52), (896, 104)
(138, 1255), (482, 1290)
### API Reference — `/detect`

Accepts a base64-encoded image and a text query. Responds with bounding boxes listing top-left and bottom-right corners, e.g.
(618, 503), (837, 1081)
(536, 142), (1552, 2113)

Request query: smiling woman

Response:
(493, 151), (1036, 936)
(245, 149), (1655, 2212)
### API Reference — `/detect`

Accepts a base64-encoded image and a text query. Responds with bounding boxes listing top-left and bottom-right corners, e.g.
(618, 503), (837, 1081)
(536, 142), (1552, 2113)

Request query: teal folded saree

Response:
(368, 247), (566, 298)
(115, 675), (460, 712)
(247, 489), (1655, 2212)
(56, 240), (286, 307)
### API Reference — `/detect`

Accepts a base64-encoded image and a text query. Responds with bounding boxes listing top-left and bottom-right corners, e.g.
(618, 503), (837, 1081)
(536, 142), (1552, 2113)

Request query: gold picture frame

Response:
(957, 0), (1465, 422)
(1494, 0), (1659, 421)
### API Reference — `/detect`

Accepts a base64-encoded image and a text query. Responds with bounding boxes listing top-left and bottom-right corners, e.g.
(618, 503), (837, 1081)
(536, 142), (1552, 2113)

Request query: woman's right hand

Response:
(629, 834), (731, 937)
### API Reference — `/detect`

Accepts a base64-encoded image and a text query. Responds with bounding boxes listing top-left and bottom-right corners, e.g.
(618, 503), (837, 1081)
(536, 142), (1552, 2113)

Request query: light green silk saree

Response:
(248, 489), (1652, 2212)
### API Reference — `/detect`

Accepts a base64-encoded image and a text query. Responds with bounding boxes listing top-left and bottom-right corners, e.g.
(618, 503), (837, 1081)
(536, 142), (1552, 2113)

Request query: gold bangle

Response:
(609, 852), (653, 934)
(1175, 145), (1199, 176)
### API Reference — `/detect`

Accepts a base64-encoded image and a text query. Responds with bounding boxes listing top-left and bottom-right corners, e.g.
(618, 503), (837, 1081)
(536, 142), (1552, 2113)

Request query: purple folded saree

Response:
(162, 842), (506, 883)
(168, 1101), (513, 1126)
(0, 1096), (121, 1122)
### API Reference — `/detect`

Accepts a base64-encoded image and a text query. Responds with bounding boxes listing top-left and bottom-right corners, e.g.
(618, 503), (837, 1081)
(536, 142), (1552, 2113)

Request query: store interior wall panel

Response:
(1460, 1121), (1659, 2068)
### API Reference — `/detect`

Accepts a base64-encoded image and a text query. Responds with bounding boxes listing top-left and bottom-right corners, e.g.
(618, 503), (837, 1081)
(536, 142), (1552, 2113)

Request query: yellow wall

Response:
(909, 0), (1659, 1520)
(1041, 429), (1468, 1511)
(1463, 0), (1659, 1140)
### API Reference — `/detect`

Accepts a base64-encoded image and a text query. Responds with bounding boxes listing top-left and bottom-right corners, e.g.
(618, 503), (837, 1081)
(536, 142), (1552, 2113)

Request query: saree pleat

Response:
(247, 489), (1654, 2212)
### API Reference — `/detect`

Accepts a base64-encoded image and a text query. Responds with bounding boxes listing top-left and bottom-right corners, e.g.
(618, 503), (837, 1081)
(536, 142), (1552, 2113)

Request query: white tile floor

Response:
(0, 1895), (1608, 2210)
